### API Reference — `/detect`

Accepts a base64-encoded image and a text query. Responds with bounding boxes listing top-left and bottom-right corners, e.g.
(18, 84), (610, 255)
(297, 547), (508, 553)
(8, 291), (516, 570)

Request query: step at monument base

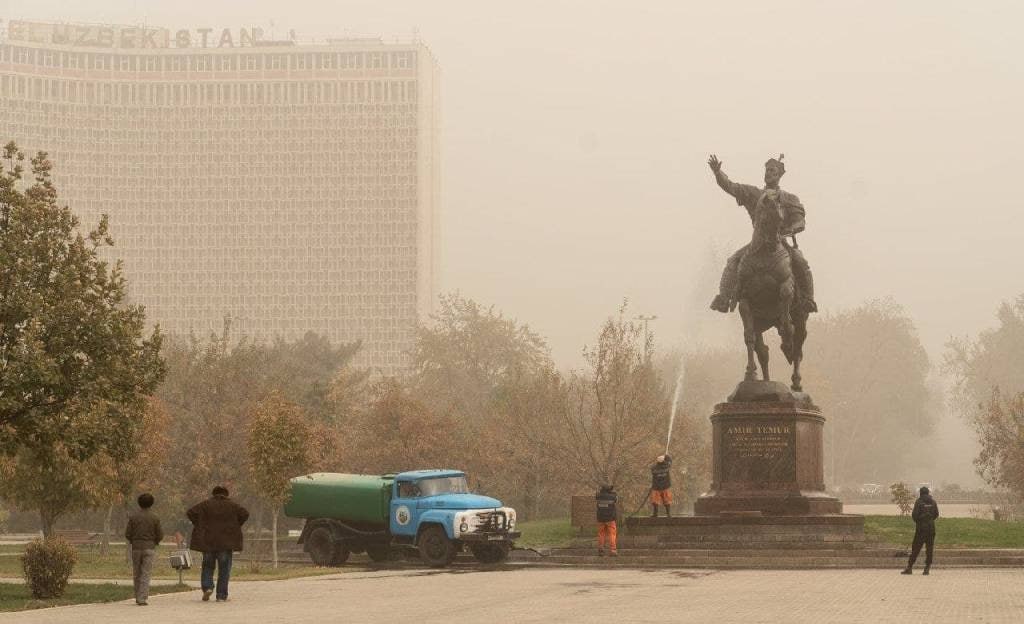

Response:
(623, 514), (865, 546)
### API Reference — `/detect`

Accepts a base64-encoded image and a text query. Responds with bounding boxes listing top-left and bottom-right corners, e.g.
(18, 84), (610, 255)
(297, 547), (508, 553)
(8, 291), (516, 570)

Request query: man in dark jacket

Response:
(901, 486), (940, 575)
(188, 486), (249, 601)
(125, 493), (163, 606)
(650, 454), (673, 517)
(595, 484), (618, 557)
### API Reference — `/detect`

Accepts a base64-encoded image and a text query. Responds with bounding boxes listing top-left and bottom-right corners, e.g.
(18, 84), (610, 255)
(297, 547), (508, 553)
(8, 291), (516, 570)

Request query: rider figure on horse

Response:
(707, 154), (817, 317)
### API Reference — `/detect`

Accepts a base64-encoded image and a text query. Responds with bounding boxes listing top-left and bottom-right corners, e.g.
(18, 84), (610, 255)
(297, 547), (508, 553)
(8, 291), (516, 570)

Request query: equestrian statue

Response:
(707, 153), (817, 392)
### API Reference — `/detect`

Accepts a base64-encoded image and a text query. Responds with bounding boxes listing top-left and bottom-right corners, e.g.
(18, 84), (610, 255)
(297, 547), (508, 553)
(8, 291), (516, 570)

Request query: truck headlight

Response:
(460, 521), (469, 533)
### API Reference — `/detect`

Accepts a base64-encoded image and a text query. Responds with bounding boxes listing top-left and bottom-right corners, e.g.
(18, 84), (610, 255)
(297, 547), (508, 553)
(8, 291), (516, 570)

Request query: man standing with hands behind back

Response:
(188, 485), (249, 602)
(902, 486), (940, 576)
(125, 493), (163, 606)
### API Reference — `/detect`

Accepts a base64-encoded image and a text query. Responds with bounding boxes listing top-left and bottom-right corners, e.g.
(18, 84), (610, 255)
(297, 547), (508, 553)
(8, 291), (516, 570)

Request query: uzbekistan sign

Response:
(5, 20), (281, 49)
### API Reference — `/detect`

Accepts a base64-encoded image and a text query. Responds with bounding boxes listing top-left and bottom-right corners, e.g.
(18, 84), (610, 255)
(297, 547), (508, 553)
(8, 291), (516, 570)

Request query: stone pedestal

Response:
(694, 381), (842, 516)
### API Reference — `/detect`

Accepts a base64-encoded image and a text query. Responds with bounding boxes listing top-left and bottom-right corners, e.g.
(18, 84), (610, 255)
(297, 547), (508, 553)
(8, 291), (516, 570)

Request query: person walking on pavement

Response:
(595, 484), (618, 557)
(902, 486), (940, 575)
(125, 493), (163, 606)
(650, 454), (673, 517)
(188, 485), (250, 601)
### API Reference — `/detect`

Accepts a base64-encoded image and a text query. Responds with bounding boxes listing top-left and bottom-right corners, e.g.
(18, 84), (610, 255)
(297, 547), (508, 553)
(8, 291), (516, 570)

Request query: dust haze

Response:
(13, 0), (1023, 487)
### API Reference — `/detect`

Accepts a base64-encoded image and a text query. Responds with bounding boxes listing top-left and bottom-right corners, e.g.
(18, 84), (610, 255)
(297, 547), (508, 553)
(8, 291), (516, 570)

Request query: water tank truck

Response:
(284, 470), (520, 567)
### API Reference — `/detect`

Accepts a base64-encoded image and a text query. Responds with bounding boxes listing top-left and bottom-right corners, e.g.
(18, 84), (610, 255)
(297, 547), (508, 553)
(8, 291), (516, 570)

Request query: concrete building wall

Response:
(0, 27), (439, 373)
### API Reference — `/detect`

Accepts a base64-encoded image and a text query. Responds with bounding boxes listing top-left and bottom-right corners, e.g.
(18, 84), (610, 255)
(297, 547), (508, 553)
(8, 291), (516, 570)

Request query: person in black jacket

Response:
(901, 486), (940, 575)
(188, 486), (250, 601)
(595, 484), (618, 556)
(650, 454), (673, 517)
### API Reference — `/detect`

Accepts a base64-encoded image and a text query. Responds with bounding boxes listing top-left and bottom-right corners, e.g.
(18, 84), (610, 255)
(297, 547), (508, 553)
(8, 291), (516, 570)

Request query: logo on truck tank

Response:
(395, 505), (411, 526)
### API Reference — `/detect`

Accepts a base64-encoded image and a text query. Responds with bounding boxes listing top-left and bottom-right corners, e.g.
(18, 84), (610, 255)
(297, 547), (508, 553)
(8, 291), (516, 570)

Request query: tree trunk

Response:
(100, 504), (113, 555)
(533, 471), (542, 520)
(39, 510), (55, 540)
(252, 504), (265, 563)
(272, 509), (279, 570)
(123, 502), (133, 570)
(254, 505), (265, 540)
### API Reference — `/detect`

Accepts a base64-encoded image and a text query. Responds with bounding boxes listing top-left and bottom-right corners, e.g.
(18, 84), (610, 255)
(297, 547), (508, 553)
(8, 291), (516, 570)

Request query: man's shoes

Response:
(136, 602), (148, 606)
(710, 294), (731, 313)
(202, 589), (213, 601)
(597, 549), (605, 557)
(216, 597), (228, 602)
(609, 551), (618, 557)
(900, 568), (912, 575)
(923, 567), (930, 576)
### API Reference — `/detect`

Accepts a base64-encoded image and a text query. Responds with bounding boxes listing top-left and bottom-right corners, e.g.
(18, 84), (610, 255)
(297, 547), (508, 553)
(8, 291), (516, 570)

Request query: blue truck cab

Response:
(389, 469), (520, 566)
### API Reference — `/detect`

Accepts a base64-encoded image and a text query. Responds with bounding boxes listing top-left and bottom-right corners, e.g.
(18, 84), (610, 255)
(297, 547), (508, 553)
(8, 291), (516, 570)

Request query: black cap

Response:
(919, 486), (930, 496)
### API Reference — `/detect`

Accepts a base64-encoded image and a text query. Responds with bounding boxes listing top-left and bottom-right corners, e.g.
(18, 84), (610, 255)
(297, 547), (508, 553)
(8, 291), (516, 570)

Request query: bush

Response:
(21, 538), (78, 599)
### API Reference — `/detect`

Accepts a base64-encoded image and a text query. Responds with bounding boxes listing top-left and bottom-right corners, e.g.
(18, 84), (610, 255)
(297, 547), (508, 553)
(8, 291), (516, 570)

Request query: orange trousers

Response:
(597, 521), (617, 552)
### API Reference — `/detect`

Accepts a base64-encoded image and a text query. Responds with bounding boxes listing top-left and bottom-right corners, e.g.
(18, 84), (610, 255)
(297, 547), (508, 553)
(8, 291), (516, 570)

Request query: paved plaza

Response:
(2, 566), (1022, 623)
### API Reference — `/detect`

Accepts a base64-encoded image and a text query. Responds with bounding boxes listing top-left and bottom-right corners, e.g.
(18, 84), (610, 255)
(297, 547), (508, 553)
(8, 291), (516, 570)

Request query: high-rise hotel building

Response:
(0, 20), (439, 372)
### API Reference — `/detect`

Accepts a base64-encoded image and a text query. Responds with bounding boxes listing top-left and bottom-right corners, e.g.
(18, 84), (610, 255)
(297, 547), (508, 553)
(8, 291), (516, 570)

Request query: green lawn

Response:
(0, 582), (190, 612)
(516, 518), (575, 548)
(864, 515), (1024, 548)
(0, 545), (343, 581)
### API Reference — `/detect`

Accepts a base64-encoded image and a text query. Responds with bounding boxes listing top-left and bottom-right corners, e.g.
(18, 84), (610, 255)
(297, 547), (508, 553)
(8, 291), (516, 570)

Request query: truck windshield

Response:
(417, 476), (470, 497)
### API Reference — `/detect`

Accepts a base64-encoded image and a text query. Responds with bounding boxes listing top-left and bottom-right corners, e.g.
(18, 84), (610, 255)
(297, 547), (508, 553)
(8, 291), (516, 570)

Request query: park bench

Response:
(54, 529), (100, 547)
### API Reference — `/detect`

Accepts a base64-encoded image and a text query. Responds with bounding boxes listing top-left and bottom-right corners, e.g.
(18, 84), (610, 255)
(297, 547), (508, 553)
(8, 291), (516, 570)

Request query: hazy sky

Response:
(8, 0), (1021, 368)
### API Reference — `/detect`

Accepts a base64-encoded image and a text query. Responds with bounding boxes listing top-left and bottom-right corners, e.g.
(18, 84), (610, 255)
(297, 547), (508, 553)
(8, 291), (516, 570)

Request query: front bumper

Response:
(458, 531), (521, 543)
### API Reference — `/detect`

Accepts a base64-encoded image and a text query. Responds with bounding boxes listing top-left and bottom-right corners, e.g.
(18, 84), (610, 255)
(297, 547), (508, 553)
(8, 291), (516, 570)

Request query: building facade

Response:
(0, 20), (440, 373)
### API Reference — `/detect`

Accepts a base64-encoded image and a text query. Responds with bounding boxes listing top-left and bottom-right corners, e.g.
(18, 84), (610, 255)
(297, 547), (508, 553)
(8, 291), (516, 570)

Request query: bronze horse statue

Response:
(735, 190), (809, 392)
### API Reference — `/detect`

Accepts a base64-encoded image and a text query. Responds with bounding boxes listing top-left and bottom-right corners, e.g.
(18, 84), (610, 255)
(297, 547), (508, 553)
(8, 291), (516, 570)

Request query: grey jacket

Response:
(125, 509), (164, 550)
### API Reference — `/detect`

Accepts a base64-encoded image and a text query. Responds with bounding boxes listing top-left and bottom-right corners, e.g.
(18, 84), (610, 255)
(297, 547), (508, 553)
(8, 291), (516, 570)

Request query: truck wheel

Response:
(470, 543), (510, 564)
(331, 544), (350, 565)
(417, 526), (456, 567)
(365, 544), (392, 563)
(307, 527), (338, 567)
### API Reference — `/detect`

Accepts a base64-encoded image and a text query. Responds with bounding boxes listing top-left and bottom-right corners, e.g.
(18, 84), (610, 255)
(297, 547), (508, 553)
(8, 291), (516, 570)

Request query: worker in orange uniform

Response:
(650, 454), (673, 517)
(595, 484), (618, 557)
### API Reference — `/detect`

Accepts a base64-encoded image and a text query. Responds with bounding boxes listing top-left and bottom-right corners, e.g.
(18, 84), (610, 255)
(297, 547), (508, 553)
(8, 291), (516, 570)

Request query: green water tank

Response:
(283, 473), (394, 526)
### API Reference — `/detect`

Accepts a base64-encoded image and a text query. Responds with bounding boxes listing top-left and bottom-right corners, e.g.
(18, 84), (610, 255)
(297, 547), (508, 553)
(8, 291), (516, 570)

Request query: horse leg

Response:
(791, 311), (808, 392)
(755, 333), (770, 381)
(778, 281), (796, 365)
(738, 300), (757, 381)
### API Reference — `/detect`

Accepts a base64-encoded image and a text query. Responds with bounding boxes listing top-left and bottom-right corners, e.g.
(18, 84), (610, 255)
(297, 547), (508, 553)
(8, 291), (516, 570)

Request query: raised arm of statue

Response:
(708, 154), (759, 210)
(707, 154), (737, 197)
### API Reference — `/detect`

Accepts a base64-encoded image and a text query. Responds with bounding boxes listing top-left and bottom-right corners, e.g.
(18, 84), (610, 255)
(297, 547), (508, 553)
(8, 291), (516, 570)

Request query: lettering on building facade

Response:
(6, 20), (273, 49)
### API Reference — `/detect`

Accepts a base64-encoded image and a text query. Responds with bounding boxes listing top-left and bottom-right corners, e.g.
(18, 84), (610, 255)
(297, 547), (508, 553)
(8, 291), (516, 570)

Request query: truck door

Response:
(390, 479), (421, 537)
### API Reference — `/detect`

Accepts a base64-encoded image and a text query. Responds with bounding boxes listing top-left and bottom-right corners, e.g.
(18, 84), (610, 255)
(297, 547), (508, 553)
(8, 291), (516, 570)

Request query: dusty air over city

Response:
(0, 1), (1022, 622)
